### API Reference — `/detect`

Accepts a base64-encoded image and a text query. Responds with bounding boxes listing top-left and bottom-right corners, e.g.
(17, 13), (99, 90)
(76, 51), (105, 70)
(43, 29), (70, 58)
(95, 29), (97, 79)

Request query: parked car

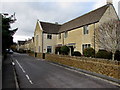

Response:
(9, 49), (13, 54)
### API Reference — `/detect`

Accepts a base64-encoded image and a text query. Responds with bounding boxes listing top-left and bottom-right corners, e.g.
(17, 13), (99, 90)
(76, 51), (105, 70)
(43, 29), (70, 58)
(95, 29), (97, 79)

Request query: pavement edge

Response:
(47, 60), (120, 86)
(10, 55), (20, 90)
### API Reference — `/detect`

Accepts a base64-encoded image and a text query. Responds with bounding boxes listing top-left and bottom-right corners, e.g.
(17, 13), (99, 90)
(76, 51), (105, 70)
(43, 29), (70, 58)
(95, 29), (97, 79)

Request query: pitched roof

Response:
(40, 21), (61, 34)
(59, 4), (109, 33)
(39, 4), (111, 34)
(18, 41), (26, 45)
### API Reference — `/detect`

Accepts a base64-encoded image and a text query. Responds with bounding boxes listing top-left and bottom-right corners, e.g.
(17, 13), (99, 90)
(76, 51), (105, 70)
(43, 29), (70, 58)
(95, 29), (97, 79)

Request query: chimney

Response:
(55, 22), (58, 25)
(107, 0), (113, 4)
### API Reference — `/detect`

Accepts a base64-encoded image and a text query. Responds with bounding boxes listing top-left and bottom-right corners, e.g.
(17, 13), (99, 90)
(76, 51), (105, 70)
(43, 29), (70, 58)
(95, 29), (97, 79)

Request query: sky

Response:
(1, 0), (120, 43)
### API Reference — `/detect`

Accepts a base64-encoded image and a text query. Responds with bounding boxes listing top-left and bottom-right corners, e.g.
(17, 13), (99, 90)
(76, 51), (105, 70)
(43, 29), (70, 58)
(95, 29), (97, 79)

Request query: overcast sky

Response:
(1, 0), (120, 43)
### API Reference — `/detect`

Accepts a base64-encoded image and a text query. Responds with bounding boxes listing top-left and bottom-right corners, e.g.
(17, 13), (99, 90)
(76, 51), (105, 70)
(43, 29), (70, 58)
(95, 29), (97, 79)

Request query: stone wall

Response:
(28, 52), (120, 79)
(45, 54), (120, 80)
(28, 52), (35, 57)
(28, 52), (43, 59)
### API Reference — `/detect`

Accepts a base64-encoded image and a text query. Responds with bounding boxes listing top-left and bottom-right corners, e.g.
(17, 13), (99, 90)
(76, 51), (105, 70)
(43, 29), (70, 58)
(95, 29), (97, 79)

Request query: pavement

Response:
(2, 54), (17, 89)
(0, 55), (2, 90)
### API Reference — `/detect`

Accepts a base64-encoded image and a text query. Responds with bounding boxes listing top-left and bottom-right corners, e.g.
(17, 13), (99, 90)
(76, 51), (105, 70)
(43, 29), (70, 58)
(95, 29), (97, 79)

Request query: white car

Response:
(9, 49), (13, 54)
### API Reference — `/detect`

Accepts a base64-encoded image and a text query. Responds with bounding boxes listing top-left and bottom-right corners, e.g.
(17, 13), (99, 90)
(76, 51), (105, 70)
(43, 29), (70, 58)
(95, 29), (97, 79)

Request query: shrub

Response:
(115, 50), (120, 61)
(96, 50), (112, 59)
(60, 46), (70, 55)
(55, 47), (61, 54)
(72, 51), (81, 56)
(83, 47), (95, 57)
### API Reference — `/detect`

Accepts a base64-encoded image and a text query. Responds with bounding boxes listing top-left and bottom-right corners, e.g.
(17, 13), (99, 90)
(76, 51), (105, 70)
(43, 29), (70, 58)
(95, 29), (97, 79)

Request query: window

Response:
(59, 33), (61, 39)
(47, 46), (52, 53)
(65, 31), (68, 38)
(82, 44), (91, 53)
(36, 35), (38, 41)
(83, 25), (89, 35)
(47, 34), (52, 39)
(38, 46), (40, 52)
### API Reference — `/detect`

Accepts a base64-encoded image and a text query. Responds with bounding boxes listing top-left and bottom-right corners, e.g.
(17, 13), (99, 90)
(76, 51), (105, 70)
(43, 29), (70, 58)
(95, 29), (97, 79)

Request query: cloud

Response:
(93, 0), (119, 14)
(1, 0), (119, 43)
(1, 2), (93, 43)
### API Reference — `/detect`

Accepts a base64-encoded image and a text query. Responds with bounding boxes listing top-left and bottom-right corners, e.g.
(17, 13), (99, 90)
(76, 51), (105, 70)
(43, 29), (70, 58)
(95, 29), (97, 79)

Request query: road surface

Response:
(11, 52), (120, 88)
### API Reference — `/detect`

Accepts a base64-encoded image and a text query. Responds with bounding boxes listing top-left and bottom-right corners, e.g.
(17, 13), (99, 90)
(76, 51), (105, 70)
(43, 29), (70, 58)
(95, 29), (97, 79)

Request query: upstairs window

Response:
(59, 33), (61, 39)
(47, 34), (52, 39)
(83, 25), (89, 35)
(36, 35), (38, 41)
(38, 46), (40, 52)
(64, 31), (68, 38)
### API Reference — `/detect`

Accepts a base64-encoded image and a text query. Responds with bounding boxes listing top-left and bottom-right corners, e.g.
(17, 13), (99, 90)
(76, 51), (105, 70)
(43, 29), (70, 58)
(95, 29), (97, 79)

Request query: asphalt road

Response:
(11, 52), (120, 88)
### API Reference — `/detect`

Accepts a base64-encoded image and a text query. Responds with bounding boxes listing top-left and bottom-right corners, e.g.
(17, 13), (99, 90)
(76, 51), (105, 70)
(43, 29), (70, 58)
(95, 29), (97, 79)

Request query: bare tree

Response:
(95, 19), (120, 60)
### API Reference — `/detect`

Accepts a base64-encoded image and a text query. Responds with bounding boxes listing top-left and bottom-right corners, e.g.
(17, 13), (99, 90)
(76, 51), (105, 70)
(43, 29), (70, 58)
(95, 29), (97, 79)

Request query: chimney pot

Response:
(107, 0), (112, 4)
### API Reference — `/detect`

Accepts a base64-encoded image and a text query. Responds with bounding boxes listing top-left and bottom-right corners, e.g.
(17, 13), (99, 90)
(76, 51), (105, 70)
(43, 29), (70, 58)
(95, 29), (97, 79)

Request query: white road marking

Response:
(49, 63), (120, 87)
(15, 60), (25, 73)
(15, 59), (33, 84)
(26, 75), (33, 84)
(12, 62), (15, 66)
(36, 59), (44, 61)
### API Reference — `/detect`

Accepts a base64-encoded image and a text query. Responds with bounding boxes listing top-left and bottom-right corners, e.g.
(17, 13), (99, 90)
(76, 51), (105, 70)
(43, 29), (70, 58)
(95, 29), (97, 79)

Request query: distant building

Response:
(17, 41), (26, 51)
(17, 37), (34, 52)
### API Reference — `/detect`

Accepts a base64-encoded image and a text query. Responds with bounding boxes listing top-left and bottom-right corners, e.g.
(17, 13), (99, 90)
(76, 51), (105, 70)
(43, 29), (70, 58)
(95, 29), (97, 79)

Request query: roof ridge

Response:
(40, 21), (61, 26)
(38, 4), (113, 34)
(62, 4), (109, 25)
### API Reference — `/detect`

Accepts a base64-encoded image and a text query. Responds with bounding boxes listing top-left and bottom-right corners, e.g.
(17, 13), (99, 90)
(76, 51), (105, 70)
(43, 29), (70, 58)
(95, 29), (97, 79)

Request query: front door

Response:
(69, 46), (74, 56)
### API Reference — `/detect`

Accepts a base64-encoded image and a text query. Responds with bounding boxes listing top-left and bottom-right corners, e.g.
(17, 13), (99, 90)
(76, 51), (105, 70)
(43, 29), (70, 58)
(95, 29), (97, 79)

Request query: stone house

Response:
(34, 3), (119, 55)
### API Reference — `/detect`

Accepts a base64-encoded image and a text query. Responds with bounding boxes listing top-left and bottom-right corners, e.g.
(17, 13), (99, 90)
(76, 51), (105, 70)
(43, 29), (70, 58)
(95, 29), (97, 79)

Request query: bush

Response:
(55, 47), (61, 54)
(60, 46), (70, 55)
(115, 50), (120, 61)
(96, 50), (112, 59)
(83, 47), (95, 57)
(72, 51), (81, 56)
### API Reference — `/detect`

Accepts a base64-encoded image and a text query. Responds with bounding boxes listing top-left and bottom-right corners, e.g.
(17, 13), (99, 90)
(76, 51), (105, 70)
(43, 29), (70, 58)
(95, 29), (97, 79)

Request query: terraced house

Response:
(34, 3), (119, 55)
(17, 37), (34, 52)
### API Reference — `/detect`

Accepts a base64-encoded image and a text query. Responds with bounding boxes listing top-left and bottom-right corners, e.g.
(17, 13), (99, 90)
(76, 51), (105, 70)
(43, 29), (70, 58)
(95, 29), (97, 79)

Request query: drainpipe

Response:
(42, 32), (45, 59)
(94, 23), (96, 57)
(42, 32), (44, 53)
(63, 33), (64, 45)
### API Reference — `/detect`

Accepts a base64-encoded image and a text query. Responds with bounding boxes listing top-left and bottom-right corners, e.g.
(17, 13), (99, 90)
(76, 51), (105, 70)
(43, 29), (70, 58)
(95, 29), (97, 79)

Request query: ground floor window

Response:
(47, 46), (52, 53)
(39, 46), (40, 52)
(82, 44), (91, 52)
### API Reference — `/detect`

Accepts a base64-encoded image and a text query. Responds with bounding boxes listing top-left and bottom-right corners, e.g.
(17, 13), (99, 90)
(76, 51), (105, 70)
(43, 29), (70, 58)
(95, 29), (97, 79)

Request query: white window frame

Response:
(47, 46), (52, 53)
(83, 25), (89, 35)
(47, 34), (52, 39)
(38, 46), (40, 52)
(36, 35), (38, 41)
(64, 31), (68, 38)
(82, 44), (91, 53)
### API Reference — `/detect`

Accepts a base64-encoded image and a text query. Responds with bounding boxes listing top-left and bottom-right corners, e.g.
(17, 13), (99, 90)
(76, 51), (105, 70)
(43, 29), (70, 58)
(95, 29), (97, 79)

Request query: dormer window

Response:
(83, 25), (89, 35)
(47, 34), (52, 39)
